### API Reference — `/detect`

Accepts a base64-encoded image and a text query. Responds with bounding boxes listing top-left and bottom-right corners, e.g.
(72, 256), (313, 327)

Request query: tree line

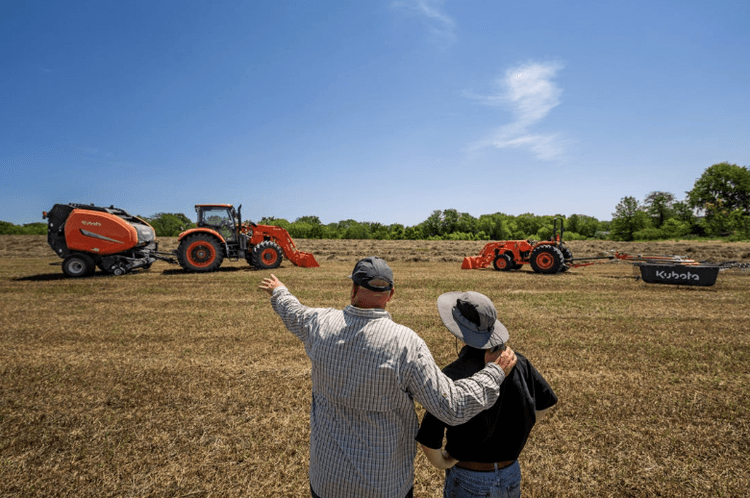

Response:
(4, 162), (749, 241)
(610, 162), (750, 241)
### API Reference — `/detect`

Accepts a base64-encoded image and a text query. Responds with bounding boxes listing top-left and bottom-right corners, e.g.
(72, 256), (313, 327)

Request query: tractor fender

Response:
(177, 227), (226, 244)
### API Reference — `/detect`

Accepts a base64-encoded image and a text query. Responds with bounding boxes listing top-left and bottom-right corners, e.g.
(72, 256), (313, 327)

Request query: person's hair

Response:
(351, 283), (391, 308)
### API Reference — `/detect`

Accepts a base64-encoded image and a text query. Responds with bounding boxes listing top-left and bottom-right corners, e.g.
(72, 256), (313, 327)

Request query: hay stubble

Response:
(1, 237), (749, 497)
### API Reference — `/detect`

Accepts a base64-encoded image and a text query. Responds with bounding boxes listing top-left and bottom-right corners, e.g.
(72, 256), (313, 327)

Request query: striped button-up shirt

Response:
(270, 287), (505, 498)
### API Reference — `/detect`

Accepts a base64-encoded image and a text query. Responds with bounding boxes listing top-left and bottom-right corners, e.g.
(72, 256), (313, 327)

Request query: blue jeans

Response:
(311, 484), (413, 498)
(443, 461), (521, 498)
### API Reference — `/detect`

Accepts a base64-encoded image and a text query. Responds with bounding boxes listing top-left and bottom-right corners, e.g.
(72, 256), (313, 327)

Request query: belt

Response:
(456, 460), (515, 472)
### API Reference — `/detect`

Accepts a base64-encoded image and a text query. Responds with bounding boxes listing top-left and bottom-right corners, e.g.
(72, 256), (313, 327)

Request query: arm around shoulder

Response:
(407, 343), (507, 427)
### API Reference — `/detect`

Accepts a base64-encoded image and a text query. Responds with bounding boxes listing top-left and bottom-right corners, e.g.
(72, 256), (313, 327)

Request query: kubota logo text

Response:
(655, 270), (700, 281)
(81, 220), (102, 226)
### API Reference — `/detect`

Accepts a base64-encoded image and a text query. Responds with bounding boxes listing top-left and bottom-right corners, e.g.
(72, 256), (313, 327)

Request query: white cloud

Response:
(392, 0), (456, 45)
(468, 61), (567, 160)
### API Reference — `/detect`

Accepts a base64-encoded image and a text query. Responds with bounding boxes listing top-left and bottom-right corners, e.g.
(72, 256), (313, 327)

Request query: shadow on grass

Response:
(14, 272), (70, 282)
(14, 263), (284, 281)
(159, 266), (252, 275)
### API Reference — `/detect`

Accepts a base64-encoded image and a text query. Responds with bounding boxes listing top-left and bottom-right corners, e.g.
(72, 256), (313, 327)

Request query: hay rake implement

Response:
(569, 251), (725, 286)
(465, 242), (746, 286)
(567, 251), (748, 286)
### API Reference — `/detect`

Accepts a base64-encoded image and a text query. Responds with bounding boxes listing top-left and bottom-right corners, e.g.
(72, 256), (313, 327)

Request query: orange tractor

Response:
(176, 204), (319, 272)
(462, 218), (573, 274)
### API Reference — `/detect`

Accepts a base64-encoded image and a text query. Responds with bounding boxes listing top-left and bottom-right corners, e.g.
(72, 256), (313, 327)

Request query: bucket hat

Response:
(437, 291), (509, 349)
(349, 256), (394, 292)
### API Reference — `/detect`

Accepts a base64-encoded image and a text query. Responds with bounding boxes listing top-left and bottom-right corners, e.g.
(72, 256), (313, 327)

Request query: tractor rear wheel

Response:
(177, 233), (224, 272)
(529, 246), (565, 274)
(560, 246), (573, 272)
(493, 254), (513, 271)
(62, 253), (96, 278)
(251, 241), (283, 270)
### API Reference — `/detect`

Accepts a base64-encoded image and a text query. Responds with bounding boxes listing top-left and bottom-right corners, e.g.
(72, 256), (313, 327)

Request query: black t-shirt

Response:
(416, 347), (557, 463)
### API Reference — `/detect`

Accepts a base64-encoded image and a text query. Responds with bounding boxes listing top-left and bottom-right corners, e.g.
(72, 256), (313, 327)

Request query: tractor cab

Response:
(195, 204), (242, 242)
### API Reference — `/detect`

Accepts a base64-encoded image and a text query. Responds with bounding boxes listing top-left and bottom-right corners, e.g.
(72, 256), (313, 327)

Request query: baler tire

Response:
(529, 246), (565, 274)
(251, 241), (283, 270)
(493, 254), (513, 271)
(178, 234), (224, 272)
(62, 253), (96, 278)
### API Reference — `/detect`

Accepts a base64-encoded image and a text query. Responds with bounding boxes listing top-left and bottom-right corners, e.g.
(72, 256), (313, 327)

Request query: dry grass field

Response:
(1, 236), (749, 497)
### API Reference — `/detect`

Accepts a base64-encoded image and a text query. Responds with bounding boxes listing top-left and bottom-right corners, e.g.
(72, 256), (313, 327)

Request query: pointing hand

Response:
(259, 274), (284, 295)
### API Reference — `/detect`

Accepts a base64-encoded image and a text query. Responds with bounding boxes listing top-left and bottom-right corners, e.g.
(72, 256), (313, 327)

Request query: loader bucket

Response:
(292, 251), (320, 268)
(462, 256), (486, 270)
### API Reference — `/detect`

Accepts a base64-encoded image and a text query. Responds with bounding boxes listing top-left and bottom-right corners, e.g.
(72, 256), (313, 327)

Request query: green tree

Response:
(727, 209), (750, 240)
(421, 210), (444, 237)
(566, 214), (600, 239)
(672, 201), (697, 227)
(644, 191), (676, 229)
(687, 162), (750, 236)
(534, 215), (566, 241)
(441, 209), (460, 235)
(610, 196), (650, 241)
(288, 222), (313, 239)
(147, 213), (195, 236)
(404, 225), (423, 240)
(324, 222), (341, 239)
(339, 220), (369, 239)
(259, 217), (291, 231)
(514, 213), (545, 239)
(388, 224), (405, 240)
(660, 218), (692, 239)
(290, 216), (324, 238)
(0, 221), (47, 235)
(294, 215), (322, 225)
(0, 221), (15, 234)
(456, 212), (477, 234)
(632, 227), (665, 241)
(536, 225), (553, 240)
(476, 213), (512, 240)
(364, 222), (389, 240)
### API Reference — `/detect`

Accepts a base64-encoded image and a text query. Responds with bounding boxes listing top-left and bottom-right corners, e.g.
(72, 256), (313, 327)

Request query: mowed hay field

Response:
(2, 236), (749, 497)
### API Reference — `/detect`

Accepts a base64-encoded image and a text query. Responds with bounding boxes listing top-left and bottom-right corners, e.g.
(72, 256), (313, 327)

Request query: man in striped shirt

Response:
(259, 257), (517, 498)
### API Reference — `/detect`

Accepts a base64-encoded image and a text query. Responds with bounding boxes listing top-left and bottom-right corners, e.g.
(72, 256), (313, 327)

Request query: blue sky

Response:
(2, 0), (748, 226)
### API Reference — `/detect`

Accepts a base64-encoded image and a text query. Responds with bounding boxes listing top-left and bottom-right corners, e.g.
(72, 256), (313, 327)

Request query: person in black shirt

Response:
(416, 291), (557, 497)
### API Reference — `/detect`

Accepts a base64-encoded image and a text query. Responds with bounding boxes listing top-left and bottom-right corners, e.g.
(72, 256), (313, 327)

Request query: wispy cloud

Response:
(392, 0), (456, 46)
(468, 61), (567, 160)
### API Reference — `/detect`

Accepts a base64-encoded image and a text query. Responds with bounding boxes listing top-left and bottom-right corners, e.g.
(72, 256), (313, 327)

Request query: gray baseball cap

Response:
(437, 291), (509, 349)
(349, 256), (394, 292)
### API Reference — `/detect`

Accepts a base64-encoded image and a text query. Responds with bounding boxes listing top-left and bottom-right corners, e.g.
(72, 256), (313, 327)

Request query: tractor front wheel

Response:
(493, 254), (513, 271)
(177, 234), (224, 272)
(62, 253), (96, 278)
(529, 246), (565, 274)
(251, 241), (283, 270)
